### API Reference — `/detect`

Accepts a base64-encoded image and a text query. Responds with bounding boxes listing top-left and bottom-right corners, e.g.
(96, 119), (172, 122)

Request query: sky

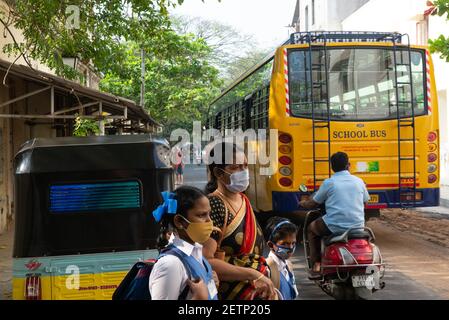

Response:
(170, 0), (298, 50)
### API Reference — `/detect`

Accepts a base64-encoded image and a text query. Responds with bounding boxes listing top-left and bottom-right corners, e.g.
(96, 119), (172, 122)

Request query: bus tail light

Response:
(25, 274), (42, 300)
(279, 145), (291, 154)
(428, 153), (437, 163)
(428, 174), (437, 184)
(279, 133), (292, 144)
(428, 164), (437, 173)
(428, 132), (437, 142)
(400, 192), (422, 201)
(428, 143), (437, 152)
(279, 156), (292, 165)
(279, 166), (292, 176)
(279, 178), (293, 187)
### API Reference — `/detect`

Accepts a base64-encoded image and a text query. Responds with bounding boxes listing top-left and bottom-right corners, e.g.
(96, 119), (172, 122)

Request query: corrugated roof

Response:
(0, 58), (161, 127)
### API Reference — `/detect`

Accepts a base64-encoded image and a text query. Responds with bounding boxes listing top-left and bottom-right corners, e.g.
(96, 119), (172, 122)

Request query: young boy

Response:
(265, 217), (299, 300)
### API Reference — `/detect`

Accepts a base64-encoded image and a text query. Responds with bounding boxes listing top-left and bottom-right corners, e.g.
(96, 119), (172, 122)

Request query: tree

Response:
(0, 0), (186, 79)
(73, 116), (100, 136)
(221, 48), (271, 87)
(171, 16), (271, 84)
(100, 31), (222, 135)
(428, 0), (449, 61)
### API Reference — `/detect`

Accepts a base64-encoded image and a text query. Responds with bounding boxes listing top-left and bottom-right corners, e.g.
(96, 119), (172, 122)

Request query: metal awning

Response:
(0, 58), (161, 133)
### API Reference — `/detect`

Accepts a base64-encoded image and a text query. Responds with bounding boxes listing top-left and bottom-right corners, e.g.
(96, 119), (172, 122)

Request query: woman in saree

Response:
(202, 142), (277, 300)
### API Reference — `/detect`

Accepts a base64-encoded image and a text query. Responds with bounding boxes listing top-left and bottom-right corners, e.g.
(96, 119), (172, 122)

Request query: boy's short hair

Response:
(264, 217), (298, 243)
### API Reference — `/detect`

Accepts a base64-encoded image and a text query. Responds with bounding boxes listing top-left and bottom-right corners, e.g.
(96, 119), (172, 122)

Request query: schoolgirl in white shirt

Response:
(149, 186), (219, 300)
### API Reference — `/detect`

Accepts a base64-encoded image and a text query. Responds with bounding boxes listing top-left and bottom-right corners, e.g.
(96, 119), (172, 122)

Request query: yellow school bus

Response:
(207, 32), (439, 220)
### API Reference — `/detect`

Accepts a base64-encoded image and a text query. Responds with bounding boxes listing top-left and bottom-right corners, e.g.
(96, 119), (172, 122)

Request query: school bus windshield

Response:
(288, 48), (426, 121)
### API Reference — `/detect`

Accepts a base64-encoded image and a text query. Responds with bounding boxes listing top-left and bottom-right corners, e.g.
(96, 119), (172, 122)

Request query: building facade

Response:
(291, 0), (449, 188)
(292, 0), (370, 32)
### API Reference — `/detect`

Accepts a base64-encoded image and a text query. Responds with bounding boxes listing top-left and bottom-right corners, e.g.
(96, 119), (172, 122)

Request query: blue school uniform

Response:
(159, 245), (218, 300)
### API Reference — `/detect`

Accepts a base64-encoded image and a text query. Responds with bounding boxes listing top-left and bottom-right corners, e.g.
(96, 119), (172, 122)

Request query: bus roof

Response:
(208, 31), (413, 114)
(208, 51), (275, 109)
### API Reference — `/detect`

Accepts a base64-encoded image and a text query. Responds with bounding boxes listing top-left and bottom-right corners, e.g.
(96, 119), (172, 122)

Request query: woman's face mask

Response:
(221, 168), (250, 193)
(177, 215), (213, 244)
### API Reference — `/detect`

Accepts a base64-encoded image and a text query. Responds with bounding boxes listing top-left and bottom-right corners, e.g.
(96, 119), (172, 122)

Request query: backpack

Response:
(112, 248), (192, 300)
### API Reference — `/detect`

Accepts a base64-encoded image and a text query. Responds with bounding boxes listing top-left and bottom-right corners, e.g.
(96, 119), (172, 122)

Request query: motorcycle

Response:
(303, 210), (386, 300)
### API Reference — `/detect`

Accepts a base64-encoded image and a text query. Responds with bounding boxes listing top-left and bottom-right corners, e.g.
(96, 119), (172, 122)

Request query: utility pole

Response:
(140, 48), (145, 108)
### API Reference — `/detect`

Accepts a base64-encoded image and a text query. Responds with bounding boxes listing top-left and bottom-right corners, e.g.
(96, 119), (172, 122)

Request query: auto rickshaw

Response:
(12, 135), (173, 300)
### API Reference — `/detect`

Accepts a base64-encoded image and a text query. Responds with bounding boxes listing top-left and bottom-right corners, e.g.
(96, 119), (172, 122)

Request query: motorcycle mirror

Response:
(299, 184), (308, 192)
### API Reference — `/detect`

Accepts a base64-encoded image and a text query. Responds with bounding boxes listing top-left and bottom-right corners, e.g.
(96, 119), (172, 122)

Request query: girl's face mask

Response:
(273, 243), (296, 261)
(221, 168), (250, 193)
(177, 215), (213, 244)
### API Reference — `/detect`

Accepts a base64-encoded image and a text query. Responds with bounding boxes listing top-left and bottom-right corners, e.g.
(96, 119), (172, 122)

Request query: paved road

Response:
(1, 165), (447, 300)
(182, 164), (449, 300)
(181, 164), (209, 191)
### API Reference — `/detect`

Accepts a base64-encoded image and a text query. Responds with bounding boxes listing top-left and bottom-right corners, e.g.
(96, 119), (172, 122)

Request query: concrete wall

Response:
(298, 0), (369, 31)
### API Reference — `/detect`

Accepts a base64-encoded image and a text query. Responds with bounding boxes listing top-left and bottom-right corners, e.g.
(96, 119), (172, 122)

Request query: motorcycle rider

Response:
(299, 152), (370, 277)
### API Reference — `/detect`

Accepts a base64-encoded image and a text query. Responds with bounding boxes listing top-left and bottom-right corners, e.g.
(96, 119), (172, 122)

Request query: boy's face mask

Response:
(273, 243), (296, 260)
(177, 215), (213, 244)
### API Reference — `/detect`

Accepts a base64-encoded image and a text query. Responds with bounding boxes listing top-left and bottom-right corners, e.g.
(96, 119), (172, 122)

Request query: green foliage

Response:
(0, 0), (186, 79)
(429, 0), (449, 61)
(73, 116), (100, 136)
(100, 31), (222, 135)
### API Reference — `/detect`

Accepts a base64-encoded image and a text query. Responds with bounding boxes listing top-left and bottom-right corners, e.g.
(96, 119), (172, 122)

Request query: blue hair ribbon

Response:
(269, 220), (292, 241)
(152, 191), (177, 223)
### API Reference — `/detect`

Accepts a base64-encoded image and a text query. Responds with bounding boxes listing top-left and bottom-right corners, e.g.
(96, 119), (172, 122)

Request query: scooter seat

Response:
(325, 229), (373, 245)
(325, 234), (347, 245)
(347, 229), (372, 239)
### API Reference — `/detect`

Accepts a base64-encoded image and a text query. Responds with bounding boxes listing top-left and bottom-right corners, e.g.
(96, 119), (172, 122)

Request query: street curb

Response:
(441, 197), (449, 209)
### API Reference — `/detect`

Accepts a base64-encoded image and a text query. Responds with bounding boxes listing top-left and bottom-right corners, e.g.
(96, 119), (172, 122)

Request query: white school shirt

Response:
(268, 251), (299, 297)
(149, 236), (204, 300)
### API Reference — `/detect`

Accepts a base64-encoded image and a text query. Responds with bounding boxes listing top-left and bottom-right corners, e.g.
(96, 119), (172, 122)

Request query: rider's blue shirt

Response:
(312, 170), (370, 234)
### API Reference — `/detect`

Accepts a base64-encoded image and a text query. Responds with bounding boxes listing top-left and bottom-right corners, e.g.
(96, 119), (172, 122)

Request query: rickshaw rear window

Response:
(49, 180), (142, 213)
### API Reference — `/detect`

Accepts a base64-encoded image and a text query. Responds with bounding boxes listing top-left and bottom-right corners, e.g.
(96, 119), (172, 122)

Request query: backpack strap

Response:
(286, 260), (294, 274)
(159, 246), (194, 279)
(266, 256), (280, 290)
(159, 246), (196, 300)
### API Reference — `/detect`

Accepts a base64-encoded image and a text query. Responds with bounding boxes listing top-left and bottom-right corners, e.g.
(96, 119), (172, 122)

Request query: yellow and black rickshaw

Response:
(12, 135), (172, 300)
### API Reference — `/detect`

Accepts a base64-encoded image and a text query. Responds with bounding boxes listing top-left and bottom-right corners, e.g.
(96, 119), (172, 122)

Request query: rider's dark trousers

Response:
(308, 218), (332, 266)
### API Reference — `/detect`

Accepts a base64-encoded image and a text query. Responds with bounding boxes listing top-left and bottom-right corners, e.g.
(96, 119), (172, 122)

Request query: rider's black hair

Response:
(157, 186), (207, 251)
(264, 216), (298, 244)
(331, 152), (349, 173)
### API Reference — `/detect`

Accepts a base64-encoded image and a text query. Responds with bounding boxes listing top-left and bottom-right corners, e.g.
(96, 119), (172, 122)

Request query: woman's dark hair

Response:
(331, 152), (349, 172)
(204, 142), (242, 194)
(264, 217), (298, 244)
(157, 186), (206, 250)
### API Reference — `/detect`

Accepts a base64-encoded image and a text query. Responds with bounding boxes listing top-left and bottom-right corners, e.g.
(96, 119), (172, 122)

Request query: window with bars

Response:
(251, 85), (270, 129)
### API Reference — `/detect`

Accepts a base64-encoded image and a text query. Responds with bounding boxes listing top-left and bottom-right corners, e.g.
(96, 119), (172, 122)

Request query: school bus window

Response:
(288, 48), (426, 121)
(209, 59), (274, 130)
